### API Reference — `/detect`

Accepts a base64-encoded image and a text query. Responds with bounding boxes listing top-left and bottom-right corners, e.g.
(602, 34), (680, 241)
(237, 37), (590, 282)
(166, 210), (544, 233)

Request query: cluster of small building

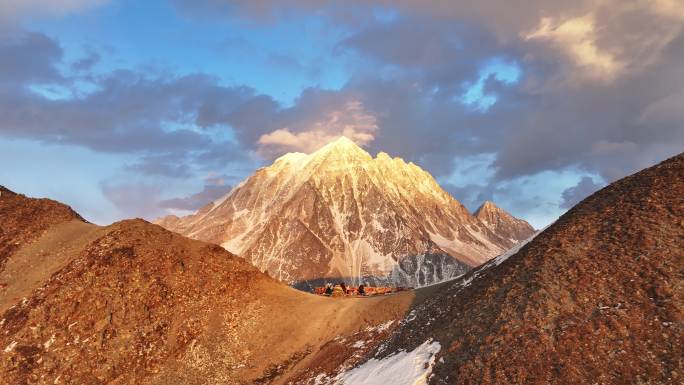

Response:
(313, 283), (412, 297)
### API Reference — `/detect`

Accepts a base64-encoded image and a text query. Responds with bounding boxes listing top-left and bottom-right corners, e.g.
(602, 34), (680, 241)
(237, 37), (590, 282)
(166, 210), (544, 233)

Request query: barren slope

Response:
(0, 187), (413, 385)
(302, 152), (683, 384)
(0, 186), (85, 270)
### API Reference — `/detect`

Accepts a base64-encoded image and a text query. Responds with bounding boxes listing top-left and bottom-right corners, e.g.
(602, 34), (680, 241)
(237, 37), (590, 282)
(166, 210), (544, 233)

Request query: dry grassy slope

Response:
(0, 220), (104, 314)
(0, 187), (85, 271)
(0, 187), (413, 385)
(366, 152), (684, 385)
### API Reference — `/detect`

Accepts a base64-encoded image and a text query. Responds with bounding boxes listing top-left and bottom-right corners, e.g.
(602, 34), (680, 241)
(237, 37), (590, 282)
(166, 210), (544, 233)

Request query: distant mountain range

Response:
(156, 137), (535, 288)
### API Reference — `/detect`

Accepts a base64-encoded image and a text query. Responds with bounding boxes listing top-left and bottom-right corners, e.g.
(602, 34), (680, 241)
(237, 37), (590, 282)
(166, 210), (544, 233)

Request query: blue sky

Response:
(1, 0), (682, 228)
(28, 0), (349, 104)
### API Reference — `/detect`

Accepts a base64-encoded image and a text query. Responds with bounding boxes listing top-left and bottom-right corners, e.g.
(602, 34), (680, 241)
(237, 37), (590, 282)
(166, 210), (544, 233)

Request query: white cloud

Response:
(257, 100), (378, 155)
(524, 1), (684, 83)
(525, 13), (623, 82)
(646, 0), (684, 20)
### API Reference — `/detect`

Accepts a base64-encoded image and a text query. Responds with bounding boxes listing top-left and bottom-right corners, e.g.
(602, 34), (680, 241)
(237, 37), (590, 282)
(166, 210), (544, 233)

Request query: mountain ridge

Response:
(0, 185), (412, 384)
(474, 200), (537, 242)
(156, 137), (535, 288)
(306, 151), (683, 384)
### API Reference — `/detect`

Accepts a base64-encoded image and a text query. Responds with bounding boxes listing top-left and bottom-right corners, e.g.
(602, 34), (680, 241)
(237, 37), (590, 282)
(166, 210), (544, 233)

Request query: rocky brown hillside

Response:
(0, 186), (84, 271)
(0, 187), (412, 385)
(311, 152), (682, 384)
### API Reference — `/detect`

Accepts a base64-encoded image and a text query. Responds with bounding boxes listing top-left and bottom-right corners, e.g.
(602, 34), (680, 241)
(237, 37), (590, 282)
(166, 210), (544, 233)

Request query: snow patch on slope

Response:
(333, 339), (441, 385)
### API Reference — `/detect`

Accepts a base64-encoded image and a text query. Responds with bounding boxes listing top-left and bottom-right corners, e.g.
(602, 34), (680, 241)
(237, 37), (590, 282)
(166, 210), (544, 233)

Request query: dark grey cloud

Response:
(159, 182), (233, 211)
(339, 15), (508, 89)
(0, 32), (269, 181)
(341, 17), (465, 69)
(124, 154), (194, 178)
(0, 32), (64, 86)
(488, 30), (684, 182)
(333, 3), (684, 185)
(171, 0), (684, 182)
(71, 48), (101, 72)
(559, 177), (604, 209)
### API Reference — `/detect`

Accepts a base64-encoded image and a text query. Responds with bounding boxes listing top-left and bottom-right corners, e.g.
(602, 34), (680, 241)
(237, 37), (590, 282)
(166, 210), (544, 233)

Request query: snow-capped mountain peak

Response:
(317, 135), (368, 153)
(156, 137), (535, 288)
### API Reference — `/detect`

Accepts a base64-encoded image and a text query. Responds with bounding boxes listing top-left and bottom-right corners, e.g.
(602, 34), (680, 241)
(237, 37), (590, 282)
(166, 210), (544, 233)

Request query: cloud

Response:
(168, 1), (684, 176)
(71, 48), (101, 72)
(159, 178), (234, 211)
(0, 0), (108, 27)
(124, 154), (194, 178)
(559, 176), (604, 209)
(341, 16), (468, 70)
(0, 31), (266, 181)
(490, 29), (684, 182)
(99, 181), (165, 219)
(638, 90), (684, 128)
(649, 0), (684, 19)
(525, 14), (623, 82)
(0, 32), (64, 86)
(442, 182), (494, 213)
(174, 0), (684, 83)
(257, 100), (378, 155)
